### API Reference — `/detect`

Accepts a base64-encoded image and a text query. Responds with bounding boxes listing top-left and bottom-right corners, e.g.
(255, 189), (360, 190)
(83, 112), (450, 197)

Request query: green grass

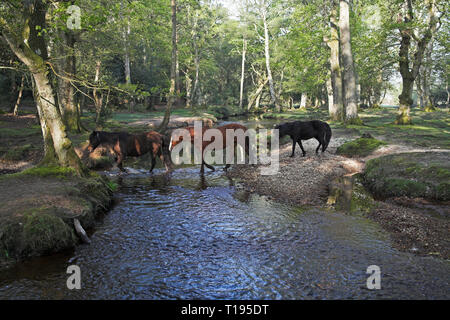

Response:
(333, 108), (450, 149)
(1, 144), (33, 161)
(0, 126), (40, 138)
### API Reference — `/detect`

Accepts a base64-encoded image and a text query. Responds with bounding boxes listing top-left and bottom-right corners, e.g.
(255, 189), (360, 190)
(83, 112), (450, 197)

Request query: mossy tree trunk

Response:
(1, 1), (86, 175)
(32, 77), (57, 166)
(396, 0), (439, 124)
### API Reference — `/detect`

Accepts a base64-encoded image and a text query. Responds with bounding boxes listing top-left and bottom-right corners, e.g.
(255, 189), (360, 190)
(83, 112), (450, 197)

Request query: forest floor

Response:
(0, 103), (449, 261)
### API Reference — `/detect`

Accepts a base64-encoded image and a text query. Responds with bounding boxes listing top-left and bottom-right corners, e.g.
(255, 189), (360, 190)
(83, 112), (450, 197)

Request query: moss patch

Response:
(22, 212), (77, 255)
(363, 152), (450, 201)
(6, 165), (77, 179)
(336, 137), (387, 157)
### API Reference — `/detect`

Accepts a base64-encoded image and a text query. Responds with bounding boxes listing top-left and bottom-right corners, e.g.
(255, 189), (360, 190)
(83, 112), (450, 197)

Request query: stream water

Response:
(0, 167), (449, 299)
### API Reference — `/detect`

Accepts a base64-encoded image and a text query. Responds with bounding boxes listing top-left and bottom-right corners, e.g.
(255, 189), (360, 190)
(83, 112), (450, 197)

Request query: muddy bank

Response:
(229, 138), (450, 259)
(228, 137), (362, 207)
(0, 168), (114, 270)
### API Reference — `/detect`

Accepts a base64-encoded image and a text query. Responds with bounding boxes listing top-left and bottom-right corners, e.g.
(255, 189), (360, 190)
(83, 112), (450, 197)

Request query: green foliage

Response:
(106, 181), (119, 192)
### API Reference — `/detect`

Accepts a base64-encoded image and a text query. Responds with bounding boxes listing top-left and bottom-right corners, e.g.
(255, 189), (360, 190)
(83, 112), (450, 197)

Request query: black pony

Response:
(87, 130), (171, 172)
(274, 120), (332, 157)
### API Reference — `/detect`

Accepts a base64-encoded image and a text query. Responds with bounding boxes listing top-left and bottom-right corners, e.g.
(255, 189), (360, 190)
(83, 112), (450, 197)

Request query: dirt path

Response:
(128, 115), (215, 128)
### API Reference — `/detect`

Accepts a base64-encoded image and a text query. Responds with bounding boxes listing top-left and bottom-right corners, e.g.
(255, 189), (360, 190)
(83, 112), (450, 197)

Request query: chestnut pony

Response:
(87, 130), (172, 173)
(169, 123), (250, 173)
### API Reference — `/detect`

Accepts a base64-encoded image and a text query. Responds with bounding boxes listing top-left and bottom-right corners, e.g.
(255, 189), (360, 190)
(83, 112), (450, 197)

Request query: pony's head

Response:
(273, 123), (288, 138)
(88, 131), (101, 152)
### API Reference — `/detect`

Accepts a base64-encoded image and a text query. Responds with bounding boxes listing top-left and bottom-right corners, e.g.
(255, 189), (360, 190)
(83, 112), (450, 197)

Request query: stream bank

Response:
(229, 138), (450, 259)
(0, 167), (114, 270)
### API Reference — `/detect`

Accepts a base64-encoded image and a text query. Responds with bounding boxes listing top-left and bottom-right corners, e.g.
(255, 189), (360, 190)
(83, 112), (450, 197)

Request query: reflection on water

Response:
(0, 167), (449, 299)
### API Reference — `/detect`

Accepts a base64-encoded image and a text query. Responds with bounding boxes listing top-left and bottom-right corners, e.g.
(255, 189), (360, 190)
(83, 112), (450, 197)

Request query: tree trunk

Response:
(416, 71), (424, 109)
(185, 70), (192, 108)
(422, 39), (434, 111)
(326, 74), (334, 115)
(175, 22), (181, 107)
(57, 31), (80, 132)
(123, 20), (131, 84)
(191, 43), (200, 106)
(261, 5), (279, 112)
(339, 0), (360, 124)
(13, 75), (25, 116)
(239, 35), (247, 109)
(158, 0), (177, 133)
(248, 77), (269, 111)
(32, 77), (57, 165)
(396, 0), (438, 124)
(300, 93), (307, 109)
(93, 61), (103, 128)
(326, 5), (344, 122)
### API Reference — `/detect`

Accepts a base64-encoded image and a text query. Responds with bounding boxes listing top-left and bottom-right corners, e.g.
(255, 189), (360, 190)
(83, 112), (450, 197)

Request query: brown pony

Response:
(169, 123), (249, 173)
(87, 130), (172, 173)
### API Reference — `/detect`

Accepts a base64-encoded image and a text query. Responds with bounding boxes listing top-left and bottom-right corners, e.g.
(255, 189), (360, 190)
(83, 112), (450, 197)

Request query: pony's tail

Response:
(323, 123), (332, 152)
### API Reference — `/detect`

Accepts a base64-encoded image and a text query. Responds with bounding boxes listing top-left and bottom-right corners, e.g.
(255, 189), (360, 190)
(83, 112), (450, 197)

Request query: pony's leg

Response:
(117, 156), (126, 172)
(149, 153), (156, 173)
(200, 161), (205, 173)
(322, 139), (328, 153)
(204, 161), (215, 171)
(290, 139), (297, 157)
(160, 154), (171, 173)
(114, 142), (126, 172)
(224, 164), (231, 171)
(315, 139), (322, 154)
(298, 140), (306, 157)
